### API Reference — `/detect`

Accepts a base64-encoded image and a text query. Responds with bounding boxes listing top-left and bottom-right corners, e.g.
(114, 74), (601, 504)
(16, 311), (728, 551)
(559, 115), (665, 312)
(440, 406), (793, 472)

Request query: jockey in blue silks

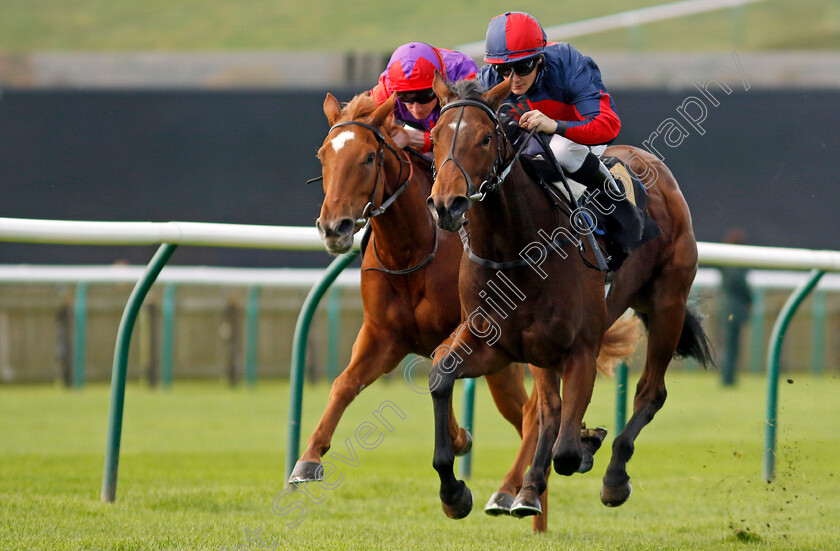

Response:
(477, 11), (646, 270)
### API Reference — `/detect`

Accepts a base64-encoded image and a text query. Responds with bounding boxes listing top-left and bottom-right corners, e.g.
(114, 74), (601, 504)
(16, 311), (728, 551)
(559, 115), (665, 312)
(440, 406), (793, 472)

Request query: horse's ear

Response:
(371, 93), (397, 127)
(483, 78), (512, 111)
(433, 70), (456, 105)
(324, 93), (342, 126)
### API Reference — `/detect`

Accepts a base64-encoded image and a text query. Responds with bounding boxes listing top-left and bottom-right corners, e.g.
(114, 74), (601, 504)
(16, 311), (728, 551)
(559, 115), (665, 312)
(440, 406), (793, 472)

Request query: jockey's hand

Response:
(518, 110), (558, 134)
(393, 125), (426, 149)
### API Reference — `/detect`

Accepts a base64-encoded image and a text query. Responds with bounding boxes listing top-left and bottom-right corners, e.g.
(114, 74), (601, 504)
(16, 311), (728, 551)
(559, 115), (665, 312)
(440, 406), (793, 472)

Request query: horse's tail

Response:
(636, 305), (716, 368)
(596, 315), (643, 377)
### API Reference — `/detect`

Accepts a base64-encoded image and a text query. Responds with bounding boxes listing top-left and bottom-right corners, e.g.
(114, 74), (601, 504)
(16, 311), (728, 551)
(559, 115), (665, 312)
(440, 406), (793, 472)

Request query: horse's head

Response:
(315, 92), (402, 254)
(427, 73), (512, 232)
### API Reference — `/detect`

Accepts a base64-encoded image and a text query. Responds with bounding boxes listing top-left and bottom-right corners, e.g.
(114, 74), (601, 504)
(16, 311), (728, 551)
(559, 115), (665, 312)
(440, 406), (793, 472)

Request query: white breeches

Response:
(548, 134), (607, 173)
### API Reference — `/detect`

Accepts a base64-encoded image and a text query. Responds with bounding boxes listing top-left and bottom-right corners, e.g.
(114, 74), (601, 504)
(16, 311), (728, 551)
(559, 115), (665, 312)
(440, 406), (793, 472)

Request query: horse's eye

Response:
(482, 133), (492, 146)
(365, 152), (376, 164)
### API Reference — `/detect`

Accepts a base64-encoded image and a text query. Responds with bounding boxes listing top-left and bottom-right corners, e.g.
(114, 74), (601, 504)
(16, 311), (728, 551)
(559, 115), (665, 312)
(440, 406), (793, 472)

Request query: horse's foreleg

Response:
(432, 338), (509, 520)
(552, 347), (598, 476)
(431, 350), (472, 520)
(511, 366), (560, 518)
(601, 301), (684, 507)
(290, 324), (404, 484)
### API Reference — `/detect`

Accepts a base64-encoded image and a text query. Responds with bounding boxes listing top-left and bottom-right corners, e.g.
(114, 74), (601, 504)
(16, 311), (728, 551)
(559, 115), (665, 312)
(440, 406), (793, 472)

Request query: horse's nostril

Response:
(449, 196), (469, 218)
(336, 218), (355, 237)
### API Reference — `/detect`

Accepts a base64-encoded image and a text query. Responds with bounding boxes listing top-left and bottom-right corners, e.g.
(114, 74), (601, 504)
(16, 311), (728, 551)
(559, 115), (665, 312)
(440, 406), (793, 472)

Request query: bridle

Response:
(311, 119), (439, 276)
(326, 120), (414, 228)
(434, 99), (535, 202)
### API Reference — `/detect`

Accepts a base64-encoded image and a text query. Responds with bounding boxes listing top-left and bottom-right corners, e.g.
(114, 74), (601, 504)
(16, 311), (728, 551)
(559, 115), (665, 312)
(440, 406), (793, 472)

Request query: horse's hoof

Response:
(454, 429), (473, 457)
(441, 481), (473, 519)
(577, 454), (594, 474)
(510, 492), (542, 518)
(581, 426), (608, 453)
(484, 491), (515, 516)
(288, 461), (323, 485)
(553, 450), (582, 477)
(601, 479), (632, 507)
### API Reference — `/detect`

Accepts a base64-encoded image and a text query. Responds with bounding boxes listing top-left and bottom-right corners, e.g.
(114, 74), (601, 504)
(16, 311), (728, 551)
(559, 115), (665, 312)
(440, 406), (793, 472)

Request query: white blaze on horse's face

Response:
(330, 130), (355, 153)
(448, 121), (465, 132)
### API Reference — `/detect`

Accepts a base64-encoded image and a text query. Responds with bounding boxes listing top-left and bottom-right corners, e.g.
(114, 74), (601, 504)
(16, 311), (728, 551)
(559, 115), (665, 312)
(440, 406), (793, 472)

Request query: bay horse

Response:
(294, 91), (639, 532)
(426, 74), (713, 520)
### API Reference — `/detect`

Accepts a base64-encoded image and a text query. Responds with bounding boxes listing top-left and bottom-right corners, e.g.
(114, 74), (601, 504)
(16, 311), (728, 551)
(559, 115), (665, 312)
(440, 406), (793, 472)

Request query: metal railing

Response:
(3, 216), (839, 499)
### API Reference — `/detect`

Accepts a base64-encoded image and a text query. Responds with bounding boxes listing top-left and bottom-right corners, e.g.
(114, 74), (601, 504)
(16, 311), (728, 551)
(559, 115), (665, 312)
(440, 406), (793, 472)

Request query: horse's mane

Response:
(340, 93), (400, 135)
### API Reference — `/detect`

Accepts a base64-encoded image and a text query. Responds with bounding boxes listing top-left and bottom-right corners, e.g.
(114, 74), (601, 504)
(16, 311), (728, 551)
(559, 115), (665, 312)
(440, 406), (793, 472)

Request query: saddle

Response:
(499, 106), (659, 271)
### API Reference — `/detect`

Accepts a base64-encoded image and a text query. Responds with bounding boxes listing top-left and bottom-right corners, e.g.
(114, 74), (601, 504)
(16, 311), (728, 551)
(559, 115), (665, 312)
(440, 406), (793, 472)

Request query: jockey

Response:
(370, 42), (477, 153)
(477, 11), (645, 270)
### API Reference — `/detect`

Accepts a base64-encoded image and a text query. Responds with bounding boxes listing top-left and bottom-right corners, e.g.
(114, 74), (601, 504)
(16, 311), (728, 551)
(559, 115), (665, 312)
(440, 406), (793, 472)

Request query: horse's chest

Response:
(487, 288), (592, 365)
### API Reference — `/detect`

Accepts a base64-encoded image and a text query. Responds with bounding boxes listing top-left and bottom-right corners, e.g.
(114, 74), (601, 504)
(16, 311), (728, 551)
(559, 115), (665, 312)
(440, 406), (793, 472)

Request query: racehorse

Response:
(426, 74), (713, 520)
(293, 91), (639, 532)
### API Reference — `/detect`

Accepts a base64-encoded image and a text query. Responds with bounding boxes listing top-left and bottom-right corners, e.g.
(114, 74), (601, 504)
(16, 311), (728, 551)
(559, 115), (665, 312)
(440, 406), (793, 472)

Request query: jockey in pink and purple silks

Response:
(370, 42), (477, 153)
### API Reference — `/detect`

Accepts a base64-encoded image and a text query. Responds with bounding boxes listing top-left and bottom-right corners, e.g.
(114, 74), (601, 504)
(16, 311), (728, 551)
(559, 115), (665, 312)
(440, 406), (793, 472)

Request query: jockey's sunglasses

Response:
(494, 57), (540, 78)
(396, 89), (437, 104)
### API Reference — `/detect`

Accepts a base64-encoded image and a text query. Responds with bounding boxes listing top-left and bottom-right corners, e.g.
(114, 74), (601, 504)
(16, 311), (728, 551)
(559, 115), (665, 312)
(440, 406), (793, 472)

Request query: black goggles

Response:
(396, 89), (437, 104)
(493, 57), (540, 78)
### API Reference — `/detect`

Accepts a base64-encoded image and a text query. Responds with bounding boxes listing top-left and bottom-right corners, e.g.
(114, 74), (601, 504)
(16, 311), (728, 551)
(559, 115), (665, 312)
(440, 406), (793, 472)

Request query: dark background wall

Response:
(1, 87), (838, 267)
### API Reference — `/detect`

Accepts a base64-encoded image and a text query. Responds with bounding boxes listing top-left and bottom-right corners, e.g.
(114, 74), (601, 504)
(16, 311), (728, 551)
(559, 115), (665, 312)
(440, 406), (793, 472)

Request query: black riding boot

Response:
(569, 153), (646, 271)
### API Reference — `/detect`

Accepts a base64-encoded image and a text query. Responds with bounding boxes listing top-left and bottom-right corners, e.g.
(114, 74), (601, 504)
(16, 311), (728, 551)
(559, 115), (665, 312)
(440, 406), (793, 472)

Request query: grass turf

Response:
(0, 0), (837, 52)
(1, 371), (839, 550)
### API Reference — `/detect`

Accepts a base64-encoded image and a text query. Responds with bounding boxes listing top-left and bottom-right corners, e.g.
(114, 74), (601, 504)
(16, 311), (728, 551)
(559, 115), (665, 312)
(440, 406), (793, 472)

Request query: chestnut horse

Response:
(426, 75), (712, 520)
(294, 91), (638, 532)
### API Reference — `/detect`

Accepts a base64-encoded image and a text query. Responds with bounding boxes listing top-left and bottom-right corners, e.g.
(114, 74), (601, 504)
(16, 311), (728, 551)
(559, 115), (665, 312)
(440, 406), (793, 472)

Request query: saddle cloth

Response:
(550, 157), (642, 209)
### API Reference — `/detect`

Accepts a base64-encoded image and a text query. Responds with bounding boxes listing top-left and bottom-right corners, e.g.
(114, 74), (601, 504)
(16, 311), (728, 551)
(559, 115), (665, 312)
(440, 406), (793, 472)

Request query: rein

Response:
(436, 98), (549, 269)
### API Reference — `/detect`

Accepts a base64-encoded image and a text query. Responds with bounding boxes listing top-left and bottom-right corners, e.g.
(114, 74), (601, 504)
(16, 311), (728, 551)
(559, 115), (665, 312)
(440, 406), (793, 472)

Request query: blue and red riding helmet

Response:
(484, 11), (547, 64)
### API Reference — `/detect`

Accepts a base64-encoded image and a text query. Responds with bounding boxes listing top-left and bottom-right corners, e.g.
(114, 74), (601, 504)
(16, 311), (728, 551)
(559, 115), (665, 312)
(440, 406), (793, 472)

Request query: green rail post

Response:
(749, 287), (766, 375)
(101, 243), (177, 503)
(73, 282), (89, 388)
(615, 362), (628, 433)
(286, 250), (359, 486)
(161, 284), (176, 389)
(326, 286), (341, 382)
(811, 289), (826, 376)
(245, 285), (260, 387)
(458, 378), (476, 480)
(764, 269), (824, 483)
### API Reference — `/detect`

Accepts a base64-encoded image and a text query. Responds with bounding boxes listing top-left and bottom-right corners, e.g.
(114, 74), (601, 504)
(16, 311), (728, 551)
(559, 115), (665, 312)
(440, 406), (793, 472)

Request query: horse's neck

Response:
(370, 162), (434, 264)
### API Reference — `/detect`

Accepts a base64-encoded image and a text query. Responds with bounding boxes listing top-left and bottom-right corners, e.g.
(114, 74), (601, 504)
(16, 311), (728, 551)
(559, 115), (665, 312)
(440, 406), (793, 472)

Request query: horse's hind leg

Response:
(484, 365), (549, 532)
(290, 324), (405, 484)
(510, 367), (561, 518)
(482, 364), (528, 509)
(601, 300), (685, 506)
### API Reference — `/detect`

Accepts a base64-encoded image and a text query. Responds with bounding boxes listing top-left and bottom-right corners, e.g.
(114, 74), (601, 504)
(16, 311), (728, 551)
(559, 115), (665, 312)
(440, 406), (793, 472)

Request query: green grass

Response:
(0, 0), (837, 52)
(1, 371), (839, 550)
